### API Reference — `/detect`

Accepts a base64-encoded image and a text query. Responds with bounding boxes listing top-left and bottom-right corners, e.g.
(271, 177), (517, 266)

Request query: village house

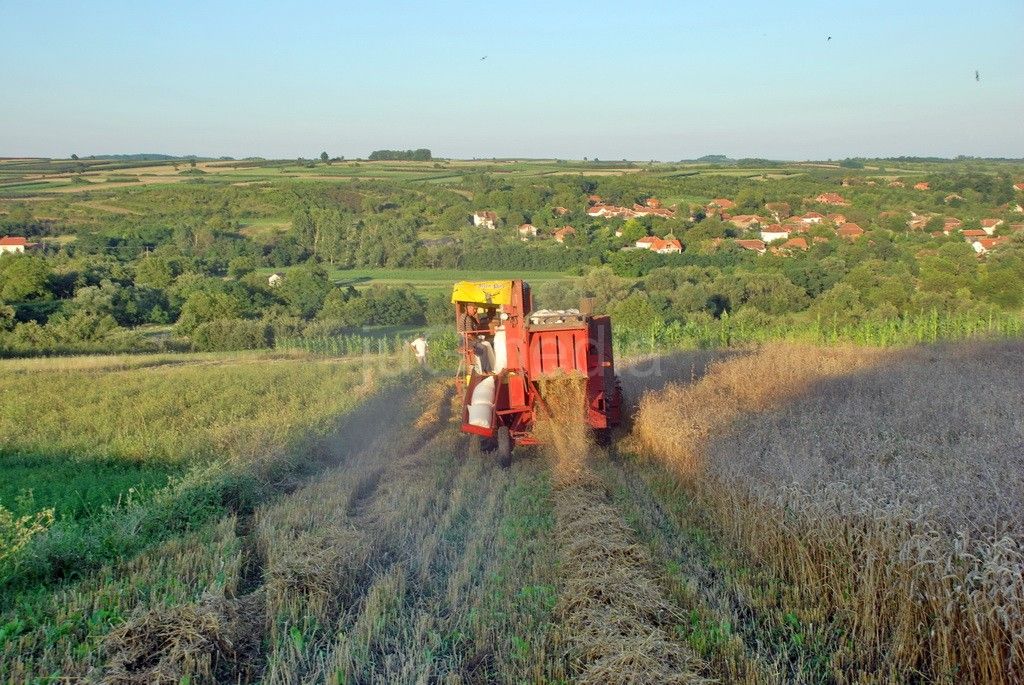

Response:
(734, 239), (766, 254)
(518, 223), (538, 240)
(553, 226), (576, 243)
(472, 211), (498, 229)
(632, 200), (675, 218)
(0, 236), (35, 254)
(961, 229), (988, 239)
(1013, 182), (1024, 192)
(914, 182), (930, 191)
(980, 219), (1004, 235)
(635, 236), (658, 249)
(268, 272), (284, 287)
(728, 214), (766, 230)
(888, 180), (905, 188)
(587, 204), (633, 219)
(827, 213), (847, 225)
(780, 236), (809, 251)
(553, 206), (570, 216)
(648, 237), (682, 254)
(972, 237), (1010, 254)
(837, 222), (865, 239)
(800, 212), (824, 224)
(706, 198), (736, 212)
(943, 218), (963, 233)
(944, 194), (964, 204)
(815, 192), (849, 206)
(760, 224), (790, 242)
(587, 194), (602, 204)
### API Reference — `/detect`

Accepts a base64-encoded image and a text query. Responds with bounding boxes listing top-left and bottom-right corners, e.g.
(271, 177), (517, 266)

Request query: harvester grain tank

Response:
(452, 279), (623, 462)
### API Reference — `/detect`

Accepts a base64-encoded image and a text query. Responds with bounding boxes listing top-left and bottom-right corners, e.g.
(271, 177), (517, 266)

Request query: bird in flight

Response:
(480, 55), (488, 61)
(827, 35), (831, 41)
(975, 69), (980, 82)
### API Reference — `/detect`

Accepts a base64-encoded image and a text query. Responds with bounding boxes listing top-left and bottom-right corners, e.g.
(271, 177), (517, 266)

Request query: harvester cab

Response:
(451, 279), (623, 463)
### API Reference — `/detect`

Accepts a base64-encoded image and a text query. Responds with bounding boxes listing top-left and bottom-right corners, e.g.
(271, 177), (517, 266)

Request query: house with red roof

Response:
(0, 236), (36, 255)
(972, 237), (1010, 254)
(635, 236), (658, 249)
(961, 229), (988, 239)
(800, 212), (824, 224)
(632, 203), (675, 218)
(587, 204), (635, 219)
(1012, 182), (1024, 192)
(553, 226), (576, 243)
(943, 218), (962, 233)
(827, 213), (847, 225)
(649, 237), (682, 254)
(553, 206), (570, 216)
(728, 214), (766, 230)
(888, 180), (905, 188)
(760, 224), (790, 242)
(472, 211), (498, 229)
(587, 194), (602, 204)
(914, 182), (930, 191)
(734, 239), (766, 254)
(837, 222), (865, 239)
(980, 219), (1004, 235)
(815, 192), (849, 206)
(780, 237), (809, 251)
(707, 198), (736, 212)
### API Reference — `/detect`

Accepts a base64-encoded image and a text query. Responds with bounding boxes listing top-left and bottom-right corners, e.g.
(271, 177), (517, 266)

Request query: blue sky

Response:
(1, 0), (1022, 160)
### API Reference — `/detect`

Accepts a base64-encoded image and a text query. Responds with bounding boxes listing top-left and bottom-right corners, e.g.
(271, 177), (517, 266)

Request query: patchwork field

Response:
(2, 341), (1021, 682)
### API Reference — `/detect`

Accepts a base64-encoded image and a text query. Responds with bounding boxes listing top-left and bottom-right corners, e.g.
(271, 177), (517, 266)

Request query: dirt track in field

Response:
(101, 365), (737, 684)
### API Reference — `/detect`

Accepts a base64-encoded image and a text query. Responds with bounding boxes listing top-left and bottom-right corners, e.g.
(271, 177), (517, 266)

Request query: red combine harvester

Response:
(452, 279), (622, 462)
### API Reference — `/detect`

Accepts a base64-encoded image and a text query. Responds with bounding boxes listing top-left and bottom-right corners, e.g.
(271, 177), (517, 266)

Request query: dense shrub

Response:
(191, 318), (272, 351)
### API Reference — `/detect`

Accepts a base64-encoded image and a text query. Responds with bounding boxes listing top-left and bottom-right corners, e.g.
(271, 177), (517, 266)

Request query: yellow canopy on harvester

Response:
(451, 280), (514, 306)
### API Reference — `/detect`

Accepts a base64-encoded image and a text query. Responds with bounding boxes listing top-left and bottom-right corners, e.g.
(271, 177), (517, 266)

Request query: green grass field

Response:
(257, 266), (567, 292)
(0, 350), (386, 524)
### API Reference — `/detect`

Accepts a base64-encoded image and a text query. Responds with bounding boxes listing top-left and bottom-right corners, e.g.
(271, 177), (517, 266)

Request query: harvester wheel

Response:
(496, 426), (512, 467)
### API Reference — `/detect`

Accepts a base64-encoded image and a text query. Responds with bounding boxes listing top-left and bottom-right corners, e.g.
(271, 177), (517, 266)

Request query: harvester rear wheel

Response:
(496, 425), (512, 467)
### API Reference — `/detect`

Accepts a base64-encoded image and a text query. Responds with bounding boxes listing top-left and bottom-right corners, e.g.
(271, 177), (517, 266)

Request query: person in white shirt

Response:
(410, 334), (428, 365)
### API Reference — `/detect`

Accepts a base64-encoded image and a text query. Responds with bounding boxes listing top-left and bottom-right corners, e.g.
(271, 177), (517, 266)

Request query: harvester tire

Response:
(496, 426), (512, 467)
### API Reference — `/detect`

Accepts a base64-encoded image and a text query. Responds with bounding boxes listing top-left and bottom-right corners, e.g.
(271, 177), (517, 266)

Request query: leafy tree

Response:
(0, 255), (53, 302)
(175, 291), (245, 334)
(134, 255), (176, 289)
(320, 151), (329, 163)
(609, 293), (663, 329)
(278, 264), (331, 319)
(227, 256), (258, 279)
(191, 318), (272, 351)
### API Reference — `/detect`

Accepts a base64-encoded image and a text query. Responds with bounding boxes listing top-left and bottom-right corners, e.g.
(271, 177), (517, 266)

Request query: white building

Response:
(473, 211), (498, 229)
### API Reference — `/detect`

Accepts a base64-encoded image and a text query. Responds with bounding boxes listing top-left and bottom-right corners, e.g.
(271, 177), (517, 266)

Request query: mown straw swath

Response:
(537, 373), (709, 684)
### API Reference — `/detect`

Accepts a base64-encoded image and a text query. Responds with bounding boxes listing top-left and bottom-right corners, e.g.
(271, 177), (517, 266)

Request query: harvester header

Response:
(450, 280), (515, 306)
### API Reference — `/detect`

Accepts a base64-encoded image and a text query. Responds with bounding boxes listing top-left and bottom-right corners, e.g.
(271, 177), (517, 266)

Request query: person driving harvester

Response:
(459, 304), (496, 372)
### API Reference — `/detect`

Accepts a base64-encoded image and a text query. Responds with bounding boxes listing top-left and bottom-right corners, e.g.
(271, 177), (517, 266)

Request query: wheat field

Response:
(2, 342), (1022, 683)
